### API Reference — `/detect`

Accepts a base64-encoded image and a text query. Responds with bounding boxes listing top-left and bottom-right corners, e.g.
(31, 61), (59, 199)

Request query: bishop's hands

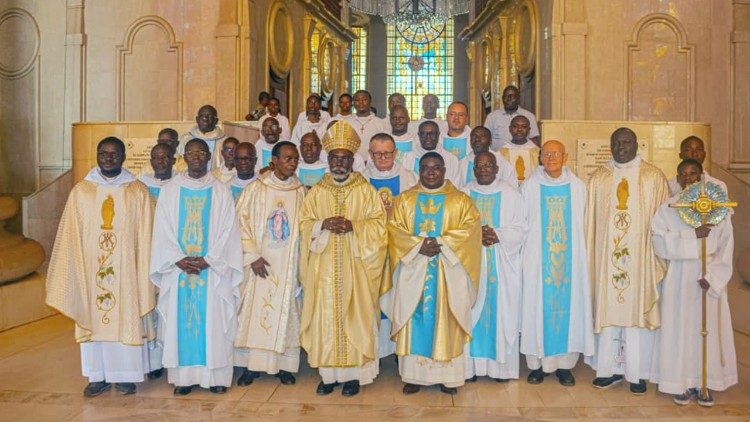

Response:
(322, 216), (353, 234)
(695, 224), (713, 239)
(419, 237), (442, 257)
(176, 256), (210, 275)
(251, 257), (270, 278)
(482, 225), (499, 246)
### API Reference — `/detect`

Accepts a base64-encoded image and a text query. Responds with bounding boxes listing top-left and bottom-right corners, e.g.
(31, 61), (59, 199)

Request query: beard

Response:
(330, 166), (351, 182)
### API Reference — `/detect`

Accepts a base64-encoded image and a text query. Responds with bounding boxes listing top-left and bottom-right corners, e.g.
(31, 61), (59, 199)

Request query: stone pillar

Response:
(550, 0), (587, 120)
(64, 0), (86, 166)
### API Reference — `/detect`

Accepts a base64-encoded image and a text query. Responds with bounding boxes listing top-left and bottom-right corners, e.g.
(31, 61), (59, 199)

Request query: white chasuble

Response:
(235, 173), (306, 373)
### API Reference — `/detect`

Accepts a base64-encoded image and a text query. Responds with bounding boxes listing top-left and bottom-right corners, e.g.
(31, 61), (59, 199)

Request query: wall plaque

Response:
(576, 138), (649, 182)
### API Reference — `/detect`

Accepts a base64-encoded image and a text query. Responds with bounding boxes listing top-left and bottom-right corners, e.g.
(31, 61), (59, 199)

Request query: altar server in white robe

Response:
(363, 133), (417, 358)
(666, 136), (727, 197)
(258, 97), (291, 141)
(458, 126), (514, 188)
(345, 90), (390, 162)
(228, 142), (257, 201)
(234, 141), (306, 387)
(651, 159), (737, 407)
(150, 138), (243, 395)
(463, 152), (525, 382)
(401, 120), (460, 185)
(520, 140), (594, 386)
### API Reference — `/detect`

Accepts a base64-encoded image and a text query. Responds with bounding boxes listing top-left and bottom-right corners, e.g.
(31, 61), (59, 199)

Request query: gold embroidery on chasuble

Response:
(180, 194), (208, 337)
(544, 194), (570, 333)
(96, 195), (117, 324)
(611, 178), (631, 303)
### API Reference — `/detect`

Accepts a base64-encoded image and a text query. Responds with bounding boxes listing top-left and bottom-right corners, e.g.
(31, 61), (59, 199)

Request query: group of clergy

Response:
(45, 88), (736, 408)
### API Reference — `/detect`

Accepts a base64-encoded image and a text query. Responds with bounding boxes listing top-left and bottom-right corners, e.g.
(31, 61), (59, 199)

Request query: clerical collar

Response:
(534, 166), (571, 185)
(365, 160), (399, 178)
(610, 154), (642, 169)
(420, 181), (447, 193)
(85, 167), (135, 187)
(445, 125), (471, 138)
(467, 178), (506, 193)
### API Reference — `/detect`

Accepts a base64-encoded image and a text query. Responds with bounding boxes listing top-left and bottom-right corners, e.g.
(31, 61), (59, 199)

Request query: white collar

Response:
(174, 170), (216, 189)
(610, 154), (642, 170)
(365, 160), (402, 179)
(85, 167), (136, 187)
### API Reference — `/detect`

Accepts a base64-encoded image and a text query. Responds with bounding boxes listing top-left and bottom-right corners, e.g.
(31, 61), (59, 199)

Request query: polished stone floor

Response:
(1, 315), (749, 421)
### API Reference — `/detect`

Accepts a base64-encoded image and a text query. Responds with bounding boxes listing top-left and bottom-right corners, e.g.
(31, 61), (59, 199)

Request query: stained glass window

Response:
(309, 29), (321, 95)
(351, 27), (368, 92)
(386, 19), (454, 120)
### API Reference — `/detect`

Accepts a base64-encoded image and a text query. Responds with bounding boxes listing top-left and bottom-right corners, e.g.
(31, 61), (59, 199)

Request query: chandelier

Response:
(349, 0), (469, 43)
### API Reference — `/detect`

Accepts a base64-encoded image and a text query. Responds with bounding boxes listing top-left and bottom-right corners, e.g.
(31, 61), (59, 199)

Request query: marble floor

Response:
(1, 316), (749, 421)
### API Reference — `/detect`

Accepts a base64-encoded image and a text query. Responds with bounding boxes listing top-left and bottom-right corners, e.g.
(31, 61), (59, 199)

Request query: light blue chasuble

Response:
(177, 186), (212, 366)
(409, 192), (446, 358)
(540, 184), (573, 356)
(469, 190), (502, 359)
(443, 137), (468, 160)
(148, 186), (161, 199)
(298, 166), (326, 187)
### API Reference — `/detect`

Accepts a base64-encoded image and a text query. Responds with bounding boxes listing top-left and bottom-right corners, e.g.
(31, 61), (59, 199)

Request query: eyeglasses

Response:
(185, 151), (209, 159)
(541, 151), (564, 159)
(370, 151), (395, 159)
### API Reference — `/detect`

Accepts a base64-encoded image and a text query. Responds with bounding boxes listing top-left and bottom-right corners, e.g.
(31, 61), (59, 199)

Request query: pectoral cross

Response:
(669, 179), (737, 399)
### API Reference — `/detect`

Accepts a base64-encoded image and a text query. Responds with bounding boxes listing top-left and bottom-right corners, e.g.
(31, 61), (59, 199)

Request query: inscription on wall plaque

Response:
(576, 139), (649, 182)
(122, 138), (157, 174)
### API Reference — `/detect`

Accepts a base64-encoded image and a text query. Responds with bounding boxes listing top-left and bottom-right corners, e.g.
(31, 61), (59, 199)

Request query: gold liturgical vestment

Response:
(46, 178), (155, 345)
(299, 172), (388, 368)
(586, 158), (668, 331)
(387, 181), (482, 361)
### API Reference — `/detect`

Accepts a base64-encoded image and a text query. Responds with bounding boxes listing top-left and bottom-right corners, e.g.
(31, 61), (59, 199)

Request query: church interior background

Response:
(1, 0), (750, 419)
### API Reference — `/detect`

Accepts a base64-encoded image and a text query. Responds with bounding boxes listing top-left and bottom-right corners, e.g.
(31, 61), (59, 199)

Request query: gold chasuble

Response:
(586, 158), (668, 331)
(299, 173), (388, 368)
(46, 177), (155, 345)
(388, 181), (482, 361)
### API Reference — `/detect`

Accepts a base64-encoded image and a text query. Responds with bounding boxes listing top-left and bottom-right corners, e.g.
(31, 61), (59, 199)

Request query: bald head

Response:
(540, 140), (567, 178)
(610, 127), (638, 163)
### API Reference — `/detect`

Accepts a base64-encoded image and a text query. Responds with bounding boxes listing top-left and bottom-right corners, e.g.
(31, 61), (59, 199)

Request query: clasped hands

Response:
(482, 225), (499, 246)
(419, 237), (442, 257)
(322, 216), (353, 234)
(176, 256), (210, 275)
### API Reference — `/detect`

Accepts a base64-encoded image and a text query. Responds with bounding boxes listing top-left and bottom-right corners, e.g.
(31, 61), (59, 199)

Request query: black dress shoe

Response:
(115, 382), (136, 395)
(237, 369), (258, 386)
(341, 380), (360, 396)
(527, 368), (547, 384)
(316, 381), (339, 395)
(466, 375), (478, 383)
(210, 386), (228, 394)
(439, 384), (458, 395)
(629, 380), (647, 395)
(173, 385), (194, 395)
(147, 368), (164, 380)
(592, 374), (623, 389)
(83, 381), (111, 397)
(556, 369), (575, 387)
(402, 383), (420, 395)
(493, 377), (510, 383)
(275, 370), (296, 385)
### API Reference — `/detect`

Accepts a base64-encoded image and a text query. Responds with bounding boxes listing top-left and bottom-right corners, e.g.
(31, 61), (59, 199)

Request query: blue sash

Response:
(298, 166), (326, 187)
(177, 186), (212, 366)
(465, 160), (474, 184)
(148, 186), (161, 199)
(409, 192), (446, 358)
(443, 137), (468, 160)
(261, 147), (272, 168)
(469, 190), (502, 359)
(370, 175), (401, 320)
(540, 184), (573, 356)
(231, 184), (243, 201)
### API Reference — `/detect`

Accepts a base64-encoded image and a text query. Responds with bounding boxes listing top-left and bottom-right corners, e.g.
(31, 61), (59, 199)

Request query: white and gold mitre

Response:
(322, 120), (361, 154)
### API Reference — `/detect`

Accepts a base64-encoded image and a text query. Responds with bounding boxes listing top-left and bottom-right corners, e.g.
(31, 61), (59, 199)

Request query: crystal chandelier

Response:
(350, 0), (468, 43)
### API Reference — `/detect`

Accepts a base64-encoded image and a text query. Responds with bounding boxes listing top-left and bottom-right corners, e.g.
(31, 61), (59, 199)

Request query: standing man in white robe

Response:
(140, 143), (176, 200)
(228, 142), (258, 201)
(388, 105), (417, 162)
(234, 141), (306, 387)
(458, 126), (514, 188)
(666, 136), (727, 197)
(401, 121), (460, 185)
(178, 105), (226, 170)
(484, 85), (540, 149)
(212, 137), (238, 183)
(46, 137), (155, 396)
(651, 159), (737, 407)
(255, 117), (283, 173)
(297, 132), (328, 188)
(586, 127), (668, 395)
(520, 140), (594, 386)
(498, 115), (540, 185)
(463, 152), (525, 382)
(291, 95), (331, 145)
(150, 138), (243, 396)
(345, 90), (390, 162)
(139, 128), (187, 177)
(363, 133), (417, 359)
(409, 94), (448, 134)
(441, 101), (472, 160)
(332, 93), (353, 121)
(258, 97), (291, 141)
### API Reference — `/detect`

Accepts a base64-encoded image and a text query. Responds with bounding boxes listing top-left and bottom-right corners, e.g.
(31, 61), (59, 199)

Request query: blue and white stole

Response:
(469, 189), (502, 359)
(177, 185), (212, 366)
(540, 183), (573, 356)
(148, 186), (161, 199)
(464, 156), (475, 185)
(443, 136), (468, 160)
(260, 146), (273, 169)
(395, 138), (413, 161)
(370, 175), (401, 320)
(409, 192), (446, 358)
(298, 164), (326, 187)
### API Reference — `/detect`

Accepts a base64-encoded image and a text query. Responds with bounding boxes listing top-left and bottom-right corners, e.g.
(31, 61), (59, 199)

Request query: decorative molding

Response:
(512, 0), (537, 77)
(116, 15), (183, 121)
(624, 13), (695, 121)
(300, 0), (356, 42)
(459, 0), (507, 40)
(267, 1), (294, 79)
(0, 8), (40, 80)
(317, 35), (338, 95)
